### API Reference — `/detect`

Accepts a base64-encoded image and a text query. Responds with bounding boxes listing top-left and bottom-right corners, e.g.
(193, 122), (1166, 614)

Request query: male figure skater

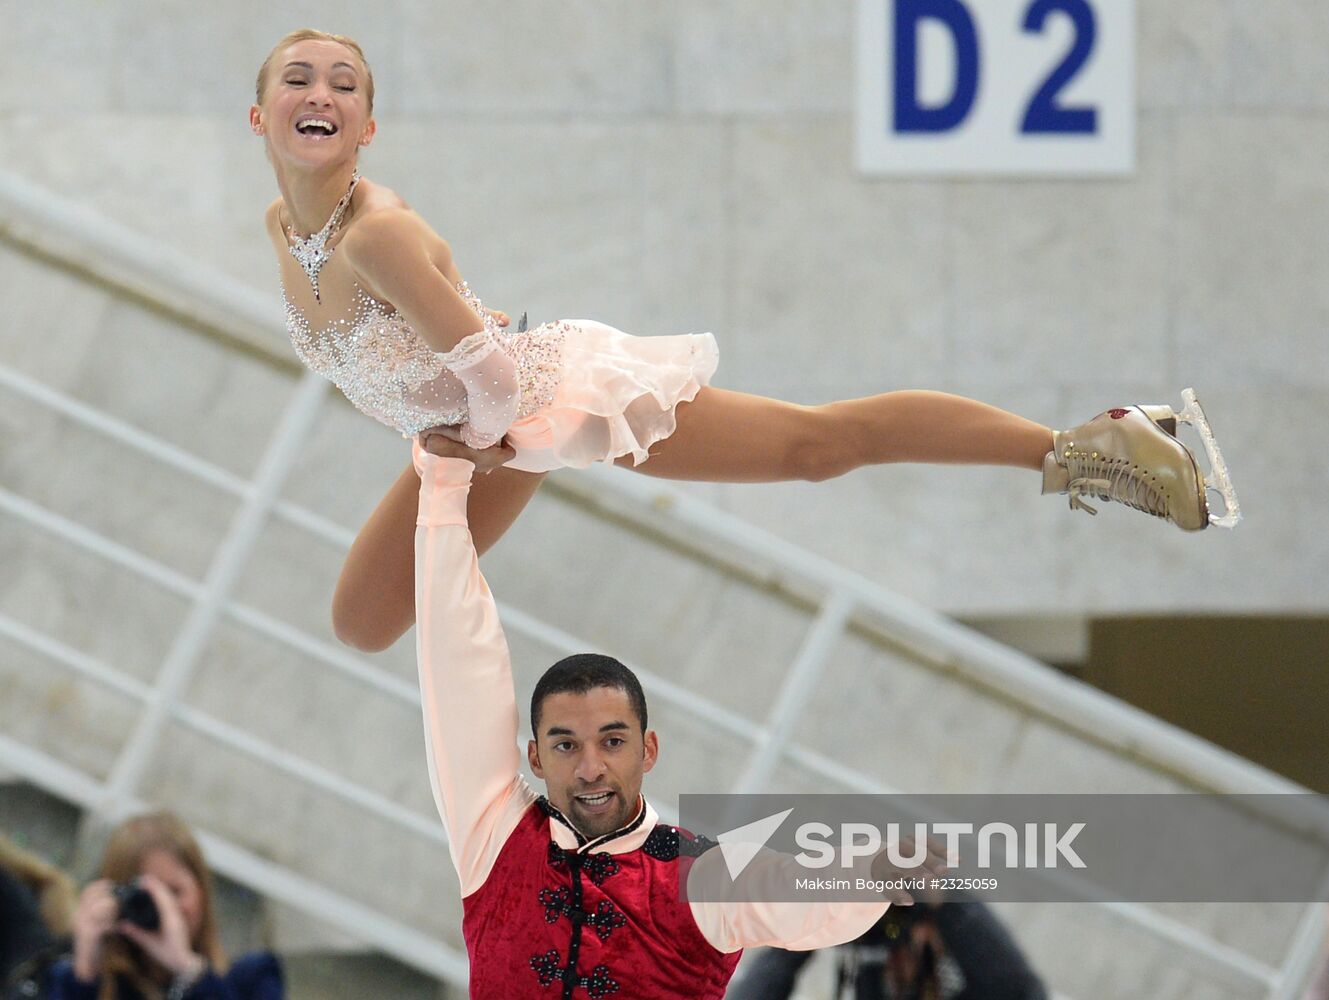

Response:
(413, 438), (938, 999)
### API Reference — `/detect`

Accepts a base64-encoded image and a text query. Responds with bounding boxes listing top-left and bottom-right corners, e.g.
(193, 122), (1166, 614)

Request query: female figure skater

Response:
(250, 30), (1238, 652)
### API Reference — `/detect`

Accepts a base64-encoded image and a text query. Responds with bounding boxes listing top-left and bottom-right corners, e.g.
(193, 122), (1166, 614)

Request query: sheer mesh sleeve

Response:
(438, 330), (521, 449)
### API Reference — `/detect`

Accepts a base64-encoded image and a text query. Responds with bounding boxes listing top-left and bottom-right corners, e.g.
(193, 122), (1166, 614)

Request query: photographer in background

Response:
(47, 812), (281, 1000)
(728, 898), (1046, 1000)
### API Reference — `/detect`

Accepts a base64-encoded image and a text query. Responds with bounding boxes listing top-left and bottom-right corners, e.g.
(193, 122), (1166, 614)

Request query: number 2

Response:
(1021, 0), (1098, 134)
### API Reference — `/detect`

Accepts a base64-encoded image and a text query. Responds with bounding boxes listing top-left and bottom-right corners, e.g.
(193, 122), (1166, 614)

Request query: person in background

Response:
(46, 812), (282, 1000)
(1, 833), (76, 989)
(727, 899), (1046, 1000)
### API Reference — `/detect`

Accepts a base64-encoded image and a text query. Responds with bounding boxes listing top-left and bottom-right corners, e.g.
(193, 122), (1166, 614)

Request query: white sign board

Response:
(855, 0), (1135, 176)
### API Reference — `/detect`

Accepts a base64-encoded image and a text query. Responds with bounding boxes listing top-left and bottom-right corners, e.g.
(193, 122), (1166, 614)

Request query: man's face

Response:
(528, 685), (658, 839)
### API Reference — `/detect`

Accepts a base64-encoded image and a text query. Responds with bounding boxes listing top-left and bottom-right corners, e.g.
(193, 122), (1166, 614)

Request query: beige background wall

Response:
(4, 6), (1327, 995)
(5, 1), (1326, 616)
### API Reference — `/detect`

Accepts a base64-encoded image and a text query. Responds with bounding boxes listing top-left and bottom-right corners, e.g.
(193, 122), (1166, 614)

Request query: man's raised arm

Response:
(687, 834), (949, 953)
(414, 443), (536, 896)
(687, 847), (888, 953)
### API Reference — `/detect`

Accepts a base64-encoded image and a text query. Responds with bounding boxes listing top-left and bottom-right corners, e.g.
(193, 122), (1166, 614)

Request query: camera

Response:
(111, 881), (160, 931)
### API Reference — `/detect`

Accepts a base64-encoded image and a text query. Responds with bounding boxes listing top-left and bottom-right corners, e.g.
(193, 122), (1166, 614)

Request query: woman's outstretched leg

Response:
(333, 460), (545, 652)
(624, 387), (1053, 483)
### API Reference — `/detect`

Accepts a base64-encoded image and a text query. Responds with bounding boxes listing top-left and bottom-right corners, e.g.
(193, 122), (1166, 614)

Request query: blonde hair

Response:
(256, 29), (375, 114)
(0, 834), (77, 936)
(94, 813), (227, 1000)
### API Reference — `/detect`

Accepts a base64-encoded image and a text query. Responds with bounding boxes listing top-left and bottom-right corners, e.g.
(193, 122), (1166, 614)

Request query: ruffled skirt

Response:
(501, 320), (718, 474)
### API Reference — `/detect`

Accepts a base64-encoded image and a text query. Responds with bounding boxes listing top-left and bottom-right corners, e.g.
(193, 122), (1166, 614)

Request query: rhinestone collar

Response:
(285, 171), (361, 302)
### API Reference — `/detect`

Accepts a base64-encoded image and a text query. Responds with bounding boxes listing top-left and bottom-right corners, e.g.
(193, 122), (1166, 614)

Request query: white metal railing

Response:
(0, 172), (283, 357)
(2, 169), (1326, 997)
(733, 589), (857, 796)
(99, 371), (330, 814)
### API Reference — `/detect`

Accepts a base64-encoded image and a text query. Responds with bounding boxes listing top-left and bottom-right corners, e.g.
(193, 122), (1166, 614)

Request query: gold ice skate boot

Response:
(1042, 388), (1240, 531)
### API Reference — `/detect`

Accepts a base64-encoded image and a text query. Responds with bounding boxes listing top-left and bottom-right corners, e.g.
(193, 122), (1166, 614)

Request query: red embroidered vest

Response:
(461, 799), (741, 999)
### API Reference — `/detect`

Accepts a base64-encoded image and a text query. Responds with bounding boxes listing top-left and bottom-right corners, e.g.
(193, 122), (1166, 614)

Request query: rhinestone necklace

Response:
(285, 171), (361, 302)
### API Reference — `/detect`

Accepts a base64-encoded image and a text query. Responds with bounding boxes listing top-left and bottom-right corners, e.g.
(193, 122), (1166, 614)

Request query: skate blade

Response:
(1178, 388), (1241, 528)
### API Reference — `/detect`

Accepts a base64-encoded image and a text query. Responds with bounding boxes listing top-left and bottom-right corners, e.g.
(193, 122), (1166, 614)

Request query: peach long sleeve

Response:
(414, 449), (537, 897)
(686, 846), (889, 953)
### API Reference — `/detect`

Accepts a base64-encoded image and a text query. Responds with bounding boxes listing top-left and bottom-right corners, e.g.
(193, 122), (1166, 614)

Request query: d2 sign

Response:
(855, 0), (1135, 175)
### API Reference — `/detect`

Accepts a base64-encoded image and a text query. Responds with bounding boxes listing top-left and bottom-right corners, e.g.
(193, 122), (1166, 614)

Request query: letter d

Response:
(893, 0), (980, 133)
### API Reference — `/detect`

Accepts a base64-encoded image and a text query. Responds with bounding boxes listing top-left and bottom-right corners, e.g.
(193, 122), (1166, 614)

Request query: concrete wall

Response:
(3, 0), (1324, 616)
(2, 4), (1327, 996)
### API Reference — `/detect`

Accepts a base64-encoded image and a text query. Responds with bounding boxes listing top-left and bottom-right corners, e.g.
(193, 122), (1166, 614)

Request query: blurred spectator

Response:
(727, 900), (1045, 1000)
(1, 833), (76, 990)
(0, 864), (47, 986)
(46, 812), (282, 1000)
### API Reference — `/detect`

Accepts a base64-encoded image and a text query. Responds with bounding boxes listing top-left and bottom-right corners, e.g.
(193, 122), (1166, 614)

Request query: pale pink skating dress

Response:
(284, 278), (718, 473)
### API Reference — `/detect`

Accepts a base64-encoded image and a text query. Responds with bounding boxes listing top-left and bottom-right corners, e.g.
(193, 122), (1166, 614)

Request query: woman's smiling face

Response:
(252, 38), (375, 170)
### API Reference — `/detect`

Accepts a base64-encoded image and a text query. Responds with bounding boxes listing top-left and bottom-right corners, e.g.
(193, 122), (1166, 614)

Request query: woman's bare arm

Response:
(340, 210), (485, 353)
(332, 457), (545, 652)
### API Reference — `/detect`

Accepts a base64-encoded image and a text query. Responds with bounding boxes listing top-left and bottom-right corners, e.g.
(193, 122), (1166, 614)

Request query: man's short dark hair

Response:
(530, 654), (648, 736)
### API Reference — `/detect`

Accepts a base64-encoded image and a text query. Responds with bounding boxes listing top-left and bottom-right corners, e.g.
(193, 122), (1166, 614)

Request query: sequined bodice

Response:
(283, 279), (565, 436)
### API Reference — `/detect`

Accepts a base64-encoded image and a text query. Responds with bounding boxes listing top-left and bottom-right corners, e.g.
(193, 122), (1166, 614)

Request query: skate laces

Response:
(1064, 454), (1169, 520)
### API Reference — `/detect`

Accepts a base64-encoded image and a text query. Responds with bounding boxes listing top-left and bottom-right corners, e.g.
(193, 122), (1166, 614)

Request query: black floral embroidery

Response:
(682, 831), (719, 858)
(539, 886), (571, 923)
(588, 900), (628, 942)
(641, 826), (678, 861)
(547, 842), (621, 886)
(582, 964), (620, 998)
(530, 950), (563, 987)
(538, 887), (627, 942)
(642, 825), (718, 862)
(529, 951), (620, 998)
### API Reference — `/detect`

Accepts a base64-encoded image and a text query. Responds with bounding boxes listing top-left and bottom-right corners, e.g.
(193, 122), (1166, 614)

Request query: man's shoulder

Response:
(642, 823), (720, 863)
(490, 780), (546, 848)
